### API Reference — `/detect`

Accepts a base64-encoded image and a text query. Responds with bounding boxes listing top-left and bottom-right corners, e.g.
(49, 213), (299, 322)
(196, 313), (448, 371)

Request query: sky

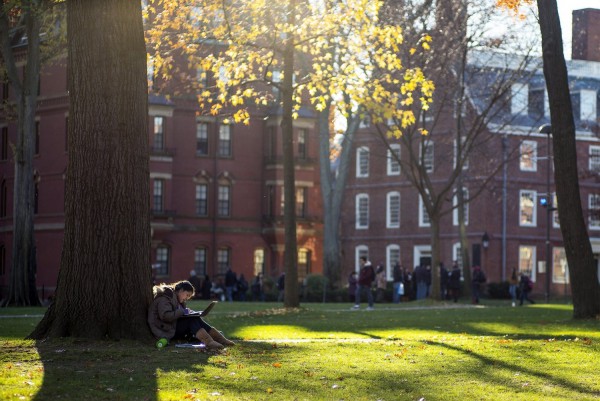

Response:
(557, 0), (599, 59)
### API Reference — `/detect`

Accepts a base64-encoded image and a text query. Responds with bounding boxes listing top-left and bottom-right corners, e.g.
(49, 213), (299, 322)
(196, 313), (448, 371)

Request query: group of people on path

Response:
(185, 268), (251, 302)
(348, 258), (536, 307)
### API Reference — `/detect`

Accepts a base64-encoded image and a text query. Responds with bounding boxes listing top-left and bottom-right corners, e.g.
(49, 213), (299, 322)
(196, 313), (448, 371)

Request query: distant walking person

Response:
(448, 261), (461, 302)
(277, 272), (286, 302)
(471, 265), (486, 304)
(519, 272), (535, 306)
(509, 268), (519, 307)
(392, 263), (404, 304)
(348, 272), (358, 303)
(352, 257), (375, 310)
(225, 267), (237, 302)
(375, 264), (387, 303)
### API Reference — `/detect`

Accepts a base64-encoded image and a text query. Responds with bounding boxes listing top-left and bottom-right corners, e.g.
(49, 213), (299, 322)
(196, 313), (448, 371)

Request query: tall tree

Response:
(372, 0), (538, 299)
(30, 0), (152, 339)
(146, 0), (432, 303)
(497, 0), (600, 319)
(0, 0), (65, 306)
(535, 1), (600, 318)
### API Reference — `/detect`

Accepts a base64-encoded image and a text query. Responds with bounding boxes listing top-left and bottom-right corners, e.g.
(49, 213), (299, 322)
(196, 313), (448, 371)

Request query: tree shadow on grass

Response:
(425, 340), (600, 397)
(32, 338), (210, 401)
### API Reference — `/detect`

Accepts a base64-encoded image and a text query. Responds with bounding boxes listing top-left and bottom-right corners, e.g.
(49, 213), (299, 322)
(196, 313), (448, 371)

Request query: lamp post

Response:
(538, 124), (552, 303)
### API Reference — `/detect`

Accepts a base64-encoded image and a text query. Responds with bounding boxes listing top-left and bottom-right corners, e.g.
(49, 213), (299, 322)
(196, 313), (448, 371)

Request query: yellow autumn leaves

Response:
(145, 0), (435, 136)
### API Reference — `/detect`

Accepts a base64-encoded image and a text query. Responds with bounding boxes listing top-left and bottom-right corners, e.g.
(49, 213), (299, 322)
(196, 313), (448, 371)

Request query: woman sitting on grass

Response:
(147, 280), (235, 350)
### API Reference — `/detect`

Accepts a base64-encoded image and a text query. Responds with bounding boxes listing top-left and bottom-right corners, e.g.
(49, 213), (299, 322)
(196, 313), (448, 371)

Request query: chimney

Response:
(572, 8), (600, 62)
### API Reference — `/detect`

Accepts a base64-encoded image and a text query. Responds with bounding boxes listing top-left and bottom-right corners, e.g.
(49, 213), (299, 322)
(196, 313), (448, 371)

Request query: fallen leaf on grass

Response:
(272, 362), (282, 368)
(266, 388), (273, 394)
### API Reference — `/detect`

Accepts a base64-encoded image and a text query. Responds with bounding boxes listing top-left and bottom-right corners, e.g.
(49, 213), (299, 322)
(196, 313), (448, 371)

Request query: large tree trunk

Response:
(282, 0), (299, 308)
(0, 3), (42, 307)
(537, 0), (600, 318)
(30, 0), (152, 339)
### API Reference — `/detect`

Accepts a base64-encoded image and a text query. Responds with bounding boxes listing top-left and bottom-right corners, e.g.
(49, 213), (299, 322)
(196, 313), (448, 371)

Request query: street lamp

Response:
(538, 123), (553, 303)
(481, 232), (490, 249)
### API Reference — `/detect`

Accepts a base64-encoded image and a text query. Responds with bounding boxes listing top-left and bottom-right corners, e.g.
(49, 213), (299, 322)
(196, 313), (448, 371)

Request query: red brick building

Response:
(340, 9), (600, 298)
(0, 57), (324, 298)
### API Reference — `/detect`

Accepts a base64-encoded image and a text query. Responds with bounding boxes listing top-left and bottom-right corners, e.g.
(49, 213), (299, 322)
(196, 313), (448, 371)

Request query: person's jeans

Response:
(393, 282), (402, 303)
(509, 284), (517, 303)
(226, 286), (234, 302)
(355, 284), (373, 307)
(416, 281), (428, 300)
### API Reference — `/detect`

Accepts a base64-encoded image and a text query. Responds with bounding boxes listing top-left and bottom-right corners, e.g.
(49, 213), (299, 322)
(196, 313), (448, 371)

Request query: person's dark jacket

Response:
(358, 262), (375, 286)
(147, 285), (185, 339)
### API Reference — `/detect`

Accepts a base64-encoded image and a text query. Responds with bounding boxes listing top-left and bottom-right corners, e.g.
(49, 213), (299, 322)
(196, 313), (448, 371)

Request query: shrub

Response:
(487, 281), (510, 299)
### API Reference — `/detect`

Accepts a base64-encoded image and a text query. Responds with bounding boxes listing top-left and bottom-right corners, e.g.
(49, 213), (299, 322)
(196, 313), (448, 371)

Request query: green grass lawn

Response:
(0, 300), (598, 400)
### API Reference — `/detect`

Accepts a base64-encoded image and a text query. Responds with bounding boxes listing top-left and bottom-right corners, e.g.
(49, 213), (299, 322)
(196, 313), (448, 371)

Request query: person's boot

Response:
(209, 328), (235, 346)
(196, 328), (224, 350)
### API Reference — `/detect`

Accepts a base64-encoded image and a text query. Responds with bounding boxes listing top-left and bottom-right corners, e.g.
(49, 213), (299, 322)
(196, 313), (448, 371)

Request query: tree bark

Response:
(30, 0), (152, 339)
(0, 2), (42, 307)
(282, 0), (299, 308)
(537, 0), (600, 318)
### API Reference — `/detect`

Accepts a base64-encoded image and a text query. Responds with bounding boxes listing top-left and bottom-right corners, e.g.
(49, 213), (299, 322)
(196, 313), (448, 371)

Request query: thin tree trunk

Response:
(429, 215), (441, 300)
(282, 0), (299, 308)
(30, 0), (152, 339)
(537, 0), (600, 318)
(0, 3), (42, 307)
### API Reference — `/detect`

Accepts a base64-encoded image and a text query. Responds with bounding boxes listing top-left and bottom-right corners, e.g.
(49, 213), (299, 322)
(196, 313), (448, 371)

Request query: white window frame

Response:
(511, 83), (528, 116)
(418, 195), (430, 227)
(387, 144), (401, 176)
(355, 245), (369, 273)
(386, 244), (400, 281)
(520, 140), (537, 172)
(356, 146), (369, 178)
(551, 247), (569, 284)
(589, 194), (600, 230)
(553, 192), (560, 228)
(452, 187), (469, 226)
(519, 190), (537, 227)
(589, 146), (600, 172)
(420, 141), (434, 173)
(355, 193), (369, 229)
(518, 245), (537, 282)
(386, 191), (400, 228)
(580, 89), (597, 121)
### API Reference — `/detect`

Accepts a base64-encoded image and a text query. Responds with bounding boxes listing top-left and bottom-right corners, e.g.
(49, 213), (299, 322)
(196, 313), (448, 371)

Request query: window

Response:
(194, 247), (207, 276)
(519, 190), (536, 227)
(453, 137), (468, 170)
(386, 192), (400, 228)
(297, 129), (307, 159)
(153, 179), (164, 213)
(420, 140), (434, 172)
(520, 141), (537, 171)
(452, 243), (464, 272)
(580, 89), (597, 122)
(386, 244), (400, 280)
(589, 146), (600, 172)
(155, 246), (170, 275)
(298, 248), (311, 281)
(453, 187), (469, 226)
(552, 247), (569, 284)
(254, 248), (265, 276)
(571, 92), (581, 122)
(589, 194), (600, 230)
(1, 127), (7, 160)
(419, 195), (430, 227)
(356, 146), (369, 177)
(196, 122), (209, 156)
(387, 144), (400, 175)
(296, 187), (306, 218)
(217, 184), (230, 217)
(153, 116), (165, 151)
(511, 83), (528, 116)
(0, 179), (6, 218)
(355, 245), (369, 272)
(218, 124), (231, 157)
(35, 121), (40, 155)
(266, 185), (276, 217)
(195, 184), (208, 216)
(355, 193), (369, 229)
(217, 247), (230, 274)
(518, 245), (536, 282)
(528, 88), (546, 120)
